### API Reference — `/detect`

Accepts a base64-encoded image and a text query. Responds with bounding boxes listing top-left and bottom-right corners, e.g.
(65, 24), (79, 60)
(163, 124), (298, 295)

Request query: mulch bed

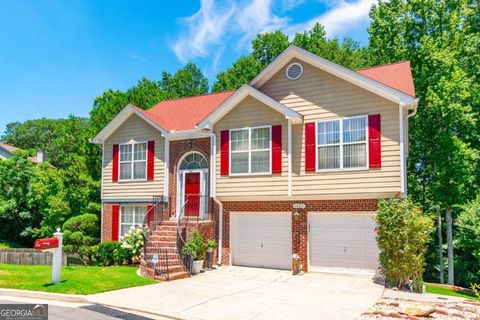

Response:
(359, 297), (480, 319)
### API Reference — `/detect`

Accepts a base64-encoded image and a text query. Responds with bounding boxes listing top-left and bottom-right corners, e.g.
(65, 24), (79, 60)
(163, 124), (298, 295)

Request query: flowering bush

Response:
(119, 226), (148, 264)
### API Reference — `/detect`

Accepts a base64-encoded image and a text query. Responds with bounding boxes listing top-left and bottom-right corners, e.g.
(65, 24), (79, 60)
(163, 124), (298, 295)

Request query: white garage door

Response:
(309, 212), (379, 274)
(231, 212), (291, 270)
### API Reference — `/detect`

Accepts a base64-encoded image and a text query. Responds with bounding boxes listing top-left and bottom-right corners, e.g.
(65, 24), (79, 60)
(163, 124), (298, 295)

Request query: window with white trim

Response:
(119, 142), (147, 180)
(230, 126), (271, 174)
(317, 116), (367, 170)
(120, 205), (146, 237)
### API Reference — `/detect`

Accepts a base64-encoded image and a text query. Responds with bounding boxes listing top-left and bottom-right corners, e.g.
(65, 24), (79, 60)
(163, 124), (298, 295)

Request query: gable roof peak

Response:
(250, 44), (417, 104)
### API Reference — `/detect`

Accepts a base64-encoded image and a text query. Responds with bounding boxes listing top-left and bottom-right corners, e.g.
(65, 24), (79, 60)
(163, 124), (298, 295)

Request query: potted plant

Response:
(182, 229), (206, 275)
(205, 239), (217, 270)
(206, 239), (217, 253)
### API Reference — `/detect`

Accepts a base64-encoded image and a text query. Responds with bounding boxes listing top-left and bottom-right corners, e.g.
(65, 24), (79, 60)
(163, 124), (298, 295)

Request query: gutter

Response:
(206, 130), (223, 266)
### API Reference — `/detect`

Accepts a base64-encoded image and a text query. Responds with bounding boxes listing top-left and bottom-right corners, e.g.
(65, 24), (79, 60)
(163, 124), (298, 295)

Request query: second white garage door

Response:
(309, 212), (379, 274)
(231, 212), (291, 270)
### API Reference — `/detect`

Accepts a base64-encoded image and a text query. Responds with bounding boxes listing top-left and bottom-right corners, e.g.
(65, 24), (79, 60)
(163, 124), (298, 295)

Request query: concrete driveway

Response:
(90, 266), (384, 320)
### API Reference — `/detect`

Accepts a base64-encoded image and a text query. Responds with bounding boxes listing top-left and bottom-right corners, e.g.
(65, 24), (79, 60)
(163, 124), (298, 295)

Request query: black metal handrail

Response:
(144, 245), (170, 280)
(142, 195), (170, 265)
(176, 194), (213, 274)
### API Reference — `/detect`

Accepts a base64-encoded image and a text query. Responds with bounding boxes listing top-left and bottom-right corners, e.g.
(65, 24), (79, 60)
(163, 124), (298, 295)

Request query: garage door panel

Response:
(232, 212), (291, 270)
(309, 212), (379, 274)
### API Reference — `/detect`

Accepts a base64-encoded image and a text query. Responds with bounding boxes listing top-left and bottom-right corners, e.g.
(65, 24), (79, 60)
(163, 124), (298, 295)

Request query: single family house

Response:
(92, 45), (418, 280)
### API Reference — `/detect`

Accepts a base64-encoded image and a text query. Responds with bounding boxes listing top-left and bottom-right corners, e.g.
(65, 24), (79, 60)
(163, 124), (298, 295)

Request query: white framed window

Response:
(316, 116), (368, 171)
(230, 125), (271, 175)
(119, 142), (147, 181)
(119, 205), (146, 237)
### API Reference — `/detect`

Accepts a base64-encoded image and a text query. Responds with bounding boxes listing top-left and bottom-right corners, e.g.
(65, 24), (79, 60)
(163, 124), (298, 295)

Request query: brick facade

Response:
(217, 199), (378, 272)
(101, 203), (113, 242)
(168, 138), (211, 216)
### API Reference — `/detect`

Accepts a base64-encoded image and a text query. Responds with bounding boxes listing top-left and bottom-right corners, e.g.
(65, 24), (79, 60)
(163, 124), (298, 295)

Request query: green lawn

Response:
(0, 264), (157, 295)
(426, 284), (479, 300)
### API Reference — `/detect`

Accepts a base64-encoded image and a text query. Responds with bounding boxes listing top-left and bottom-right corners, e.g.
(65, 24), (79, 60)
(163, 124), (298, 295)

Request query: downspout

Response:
(400, 98), (419, 196)
(206, 130), (223, 266)
(163, 136), (169, 199)
(100, 142), (105, 242)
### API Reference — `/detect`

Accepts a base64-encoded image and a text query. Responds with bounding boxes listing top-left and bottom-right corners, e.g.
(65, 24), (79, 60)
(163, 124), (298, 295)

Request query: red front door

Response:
(184, 172), (200, 217)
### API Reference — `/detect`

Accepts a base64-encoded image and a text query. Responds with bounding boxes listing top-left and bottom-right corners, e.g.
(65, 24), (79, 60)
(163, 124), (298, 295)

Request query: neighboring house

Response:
(0, 142), (46, 164)
(92, 45), (418, 278)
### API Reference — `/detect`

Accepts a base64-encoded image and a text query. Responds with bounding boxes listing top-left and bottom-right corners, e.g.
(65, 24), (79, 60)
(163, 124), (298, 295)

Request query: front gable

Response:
(259, 58), (400, 125)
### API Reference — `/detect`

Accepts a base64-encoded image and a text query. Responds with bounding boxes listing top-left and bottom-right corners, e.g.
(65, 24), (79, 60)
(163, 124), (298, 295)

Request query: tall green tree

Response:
(292, 23), (371, 69)
(0, 152), (37, 244)
(251, 30), (290, 66)
(212, 23), (372, 92)
(368, 0), (480, 285)
(160, 62), (209, 98)
(212, 56), (262, 92)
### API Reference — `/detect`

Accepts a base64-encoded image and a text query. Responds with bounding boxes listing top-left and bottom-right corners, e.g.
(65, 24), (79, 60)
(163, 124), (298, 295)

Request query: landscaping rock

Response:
(400, 302), (436, 316)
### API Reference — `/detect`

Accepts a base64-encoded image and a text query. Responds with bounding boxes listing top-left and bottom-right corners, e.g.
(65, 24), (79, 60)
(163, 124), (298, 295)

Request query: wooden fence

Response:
(0, 248), (67, 265)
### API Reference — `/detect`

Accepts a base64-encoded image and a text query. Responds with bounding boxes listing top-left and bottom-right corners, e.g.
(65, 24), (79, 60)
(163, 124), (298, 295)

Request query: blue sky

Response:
(0, 0), (375, 134)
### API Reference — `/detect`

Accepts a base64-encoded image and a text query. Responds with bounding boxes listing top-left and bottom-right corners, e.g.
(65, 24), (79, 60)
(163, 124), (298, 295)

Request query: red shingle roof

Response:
(356, 61), (415, 97)
(145, 91), (235, 131)
(135, 61), (414, 132)
(0, 142), (18, 153)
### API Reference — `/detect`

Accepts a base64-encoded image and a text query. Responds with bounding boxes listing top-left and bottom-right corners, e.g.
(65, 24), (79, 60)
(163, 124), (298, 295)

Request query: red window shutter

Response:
(305, 122), (316, 172)
(147, 204), (153, 225)
(112, 144), (119, 182)
(272, 125), (282, 173)
(368, 114), (381, 168)
(220, 130), (229, 176)
(111, 204), (120, 241)
(147, 141), (155, 180)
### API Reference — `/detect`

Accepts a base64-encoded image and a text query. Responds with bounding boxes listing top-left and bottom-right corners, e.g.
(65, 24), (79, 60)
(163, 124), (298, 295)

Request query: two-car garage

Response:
(230, 211), (379, 274)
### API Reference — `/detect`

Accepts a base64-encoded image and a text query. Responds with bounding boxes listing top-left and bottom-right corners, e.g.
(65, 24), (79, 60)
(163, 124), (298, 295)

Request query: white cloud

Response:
(170, 0), (376, 63)
(235, 0), (289, 48)
(305, 0), (376, 37)
(172, 0), (235, 63)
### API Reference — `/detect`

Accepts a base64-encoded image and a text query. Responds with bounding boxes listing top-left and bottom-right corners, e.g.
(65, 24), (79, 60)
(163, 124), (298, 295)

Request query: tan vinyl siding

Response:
(215, 96), (288, 197)
(259, 58), (402, 197)
(103, 114), (165, 200)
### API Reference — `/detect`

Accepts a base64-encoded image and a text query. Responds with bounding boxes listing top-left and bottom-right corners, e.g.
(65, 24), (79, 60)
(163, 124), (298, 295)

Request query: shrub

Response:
(95, 241), (119, 266)
(119, 226), (147, 264)
(376, 197), (434, 288)
(113, 245), (132, 265)
(62, 213), (100, 265)
(455, 194), (480, 286)
(182, 229), (206, 260)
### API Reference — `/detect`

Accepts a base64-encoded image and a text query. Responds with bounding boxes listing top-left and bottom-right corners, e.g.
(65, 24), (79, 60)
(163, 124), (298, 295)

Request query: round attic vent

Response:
(286, 62), (303, 80)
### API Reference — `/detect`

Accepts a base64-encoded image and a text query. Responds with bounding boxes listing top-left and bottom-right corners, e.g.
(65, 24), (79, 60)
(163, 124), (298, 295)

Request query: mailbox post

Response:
(34, 228), (63, 284)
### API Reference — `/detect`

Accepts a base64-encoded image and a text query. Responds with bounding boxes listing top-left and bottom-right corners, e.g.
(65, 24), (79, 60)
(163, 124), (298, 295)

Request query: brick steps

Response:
(140, 222), (189, 281)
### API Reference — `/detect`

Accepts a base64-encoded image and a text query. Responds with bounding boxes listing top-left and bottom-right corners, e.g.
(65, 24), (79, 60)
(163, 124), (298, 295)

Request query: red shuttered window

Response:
(111, 204), (120, 241)
(271, 125), (282, 173)
(304, 122), (316, 172)
(368, 114), (381, 168)
(147, 140), (155, 180)
(112, 144), (119, 182)
(220, 130), (230, 176)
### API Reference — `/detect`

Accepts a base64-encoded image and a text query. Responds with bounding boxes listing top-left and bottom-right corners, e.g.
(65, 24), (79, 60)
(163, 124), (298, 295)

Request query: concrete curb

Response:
(0, 288), (89, 303)
(0, 288), (183, 319)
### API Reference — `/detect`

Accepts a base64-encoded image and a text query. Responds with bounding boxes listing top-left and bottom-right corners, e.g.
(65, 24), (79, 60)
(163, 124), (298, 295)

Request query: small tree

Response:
(62, 213), (99, 265)
(376, 197), (434, 288)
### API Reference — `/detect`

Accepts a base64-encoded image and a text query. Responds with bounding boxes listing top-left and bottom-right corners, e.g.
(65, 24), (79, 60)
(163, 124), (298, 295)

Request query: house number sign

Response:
(293, 203), (305, 209)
